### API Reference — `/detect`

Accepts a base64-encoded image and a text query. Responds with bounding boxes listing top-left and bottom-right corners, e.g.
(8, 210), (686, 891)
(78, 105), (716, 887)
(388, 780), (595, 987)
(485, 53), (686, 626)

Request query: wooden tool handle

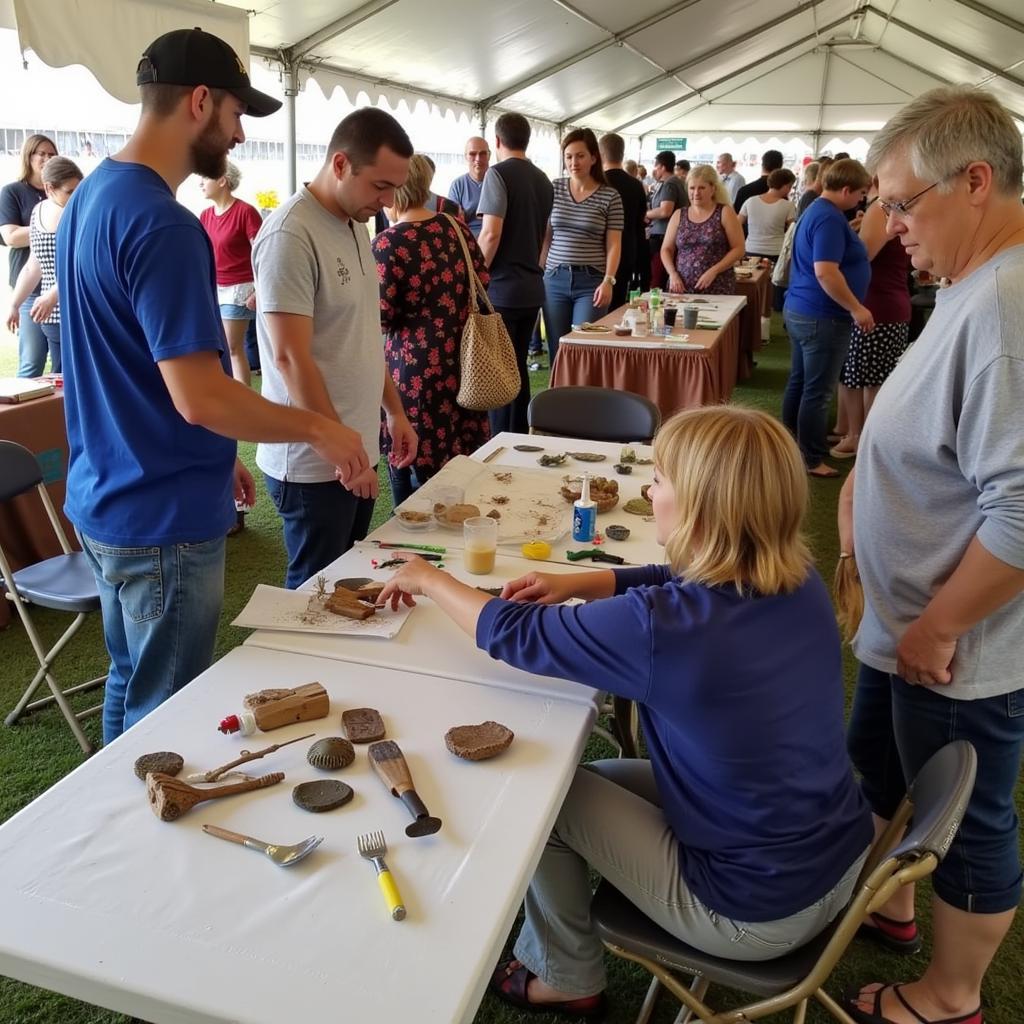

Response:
(202, 772), (285, 801)
(368, 741), (413, 796)
(202, 824), (253, 845)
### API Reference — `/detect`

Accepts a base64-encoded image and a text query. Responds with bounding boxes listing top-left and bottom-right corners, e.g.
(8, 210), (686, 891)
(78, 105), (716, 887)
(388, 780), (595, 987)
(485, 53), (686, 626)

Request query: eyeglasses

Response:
(878, 165), (971, 217)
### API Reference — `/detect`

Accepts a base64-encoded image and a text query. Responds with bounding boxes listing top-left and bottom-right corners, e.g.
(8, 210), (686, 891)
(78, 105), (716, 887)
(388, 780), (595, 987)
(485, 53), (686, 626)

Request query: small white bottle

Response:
(572, 473), (597, 543)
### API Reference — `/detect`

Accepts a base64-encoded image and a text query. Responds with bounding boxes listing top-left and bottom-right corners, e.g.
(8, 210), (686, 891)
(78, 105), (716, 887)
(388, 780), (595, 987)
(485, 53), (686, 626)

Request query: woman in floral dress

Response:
(661, 164), (745, 295)
(373, 154), (491, 505)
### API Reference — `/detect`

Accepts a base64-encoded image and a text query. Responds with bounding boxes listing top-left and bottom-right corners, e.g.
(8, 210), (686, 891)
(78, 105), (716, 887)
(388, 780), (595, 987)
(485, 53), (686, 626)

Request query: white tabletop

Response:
(0, 646), (595, 1024)
(244, 544), (601, 706)
(366, 432), (666, 569)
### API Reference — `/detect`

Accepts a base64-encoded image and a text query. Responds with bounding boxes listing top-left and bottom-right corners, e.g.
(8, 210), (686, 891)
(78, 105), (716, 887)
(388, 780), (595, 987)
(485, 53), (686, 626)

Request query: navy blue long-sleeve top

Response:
(476, 564), (872, 922)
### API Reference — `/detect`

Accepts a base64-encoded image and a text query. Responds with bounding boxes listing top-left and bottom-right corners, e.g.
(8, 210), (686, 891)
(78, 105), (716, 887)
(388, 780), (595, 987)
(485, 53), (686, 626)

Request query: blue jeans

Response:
(543, 265), (608, 365)
(388, 463), (437, 507)
(264, 474), (376, 589)
(848, 664), (1024, 913)
(40, 321), (61, 373)
(16, 297), (50, 377)
(80, 533), (225, 744)
(781, 309), (852, 468)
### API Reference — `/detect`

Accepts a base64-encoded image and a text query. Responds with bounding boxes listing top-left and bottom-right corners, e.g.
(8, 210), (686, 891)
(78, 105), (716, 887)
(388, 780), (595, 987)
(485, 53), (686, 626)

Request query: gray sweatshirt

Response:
(853, 245), (1024, 699)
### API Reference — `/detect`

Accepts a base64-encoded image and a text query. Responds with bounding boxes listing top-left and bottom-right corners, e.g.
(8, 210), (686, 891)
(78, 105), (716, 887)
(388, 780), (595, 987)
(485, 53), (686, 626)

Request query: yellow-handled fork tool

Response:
(357, 829), (406, 921)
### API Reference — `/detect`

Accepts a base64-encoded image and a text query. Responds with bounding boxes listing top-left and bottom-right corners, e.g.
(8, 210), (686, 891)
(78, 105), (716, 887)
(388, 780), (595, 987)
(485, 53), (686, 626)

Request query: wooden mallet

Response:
(146, 772), (285, 822)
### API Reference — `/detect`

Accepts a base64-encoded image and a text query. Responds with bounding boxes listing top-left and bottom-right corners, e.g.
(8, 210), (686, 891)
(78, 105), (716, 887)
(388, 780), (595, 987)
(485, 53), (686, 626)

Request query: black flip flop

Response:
(845, 982), (983, 1024)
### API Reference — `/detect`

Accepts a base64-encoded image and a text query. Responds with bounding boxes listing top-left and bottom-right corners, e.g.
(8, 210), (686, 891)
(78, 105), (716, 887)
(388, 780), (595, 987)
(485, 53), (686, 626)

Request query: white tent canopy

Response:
(3, 0), (1022, 183)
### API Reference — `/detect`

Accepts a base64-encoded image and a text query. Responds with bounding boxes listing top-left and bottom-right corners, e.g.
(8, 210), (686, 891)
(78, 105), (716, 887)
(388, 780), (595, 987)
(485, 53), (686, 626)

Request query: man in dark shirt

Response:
(734, 149), (784, 213)
(599, 132), (649, 304)
(477, 113), (553, 434)
(645, 151), (686, 288)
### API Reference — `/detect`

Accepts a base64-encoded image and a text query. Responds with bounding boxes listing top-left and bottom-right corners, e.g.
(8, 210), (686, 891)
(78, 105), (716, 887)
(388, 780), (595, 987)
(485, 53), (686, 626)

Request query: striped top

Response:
(29, 202), (60, 325)
(545, 179), (624, 272)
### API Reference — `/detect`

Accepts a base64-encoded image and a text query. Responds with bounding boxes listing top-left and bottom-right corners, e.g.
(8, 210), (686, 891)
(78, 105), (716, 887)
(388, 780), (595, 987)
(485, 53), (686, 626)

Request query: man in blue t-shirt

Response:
(58, 28), (377, 744)
(447, 136), (490, 236)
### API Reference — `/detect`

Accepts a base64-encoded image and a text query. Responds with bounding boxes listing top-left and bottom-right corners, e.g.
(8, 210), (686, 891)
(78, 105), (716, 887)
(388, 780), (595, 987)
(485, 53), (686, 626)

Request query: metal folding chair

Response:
(0, 440), (105, 754)
(592, 740), (977, 1024)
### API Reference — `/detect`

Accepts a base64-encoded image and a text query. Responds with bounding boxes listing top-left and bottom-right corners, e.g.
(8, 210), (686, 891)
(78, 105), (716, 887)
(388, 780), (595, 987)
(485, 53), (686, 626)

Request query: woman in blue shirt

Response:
(378, 407), (871, 1018)
(782, 159), (873, 478)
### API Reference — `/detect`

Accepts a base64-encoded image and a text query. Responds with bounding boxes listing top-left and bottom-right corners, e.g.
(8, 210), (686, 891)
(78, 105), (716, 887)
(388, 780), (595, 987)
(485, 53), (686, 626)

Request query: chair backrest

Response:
(0, 441), (44, 503)
(888, 739), (977, 862)
(528, 386), (662, 444)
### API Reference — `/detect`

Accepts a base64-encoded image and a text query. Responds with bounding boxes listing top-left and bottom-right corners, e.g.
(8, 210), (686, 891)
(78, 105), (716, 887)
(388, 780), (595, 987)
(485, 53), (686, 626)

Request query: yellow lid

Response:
(521, 540), (552, 560)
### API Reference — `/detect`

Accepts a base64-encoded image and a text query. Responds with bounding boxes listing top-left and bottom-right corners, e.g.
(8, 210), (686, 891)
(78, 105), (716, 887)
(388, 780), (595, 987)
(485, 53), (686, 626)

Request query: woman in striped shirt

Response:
(541, 128), (623, 363)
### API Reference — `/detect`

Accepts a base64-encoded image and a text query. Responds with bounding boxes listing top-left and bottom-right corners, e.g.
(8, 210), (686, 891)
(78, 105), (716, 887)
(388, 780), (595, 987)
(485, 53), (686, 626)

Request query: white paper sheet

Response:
(232, 583), (411, 638)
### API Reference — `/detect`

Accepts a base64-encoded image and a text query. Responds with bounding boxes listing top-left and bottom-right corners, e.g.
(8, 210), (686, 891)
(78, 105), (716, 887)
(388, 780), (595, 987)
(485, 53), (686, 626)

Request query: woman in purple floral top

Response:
(373, 154), (491, 505)
(661, 164), (745, 295)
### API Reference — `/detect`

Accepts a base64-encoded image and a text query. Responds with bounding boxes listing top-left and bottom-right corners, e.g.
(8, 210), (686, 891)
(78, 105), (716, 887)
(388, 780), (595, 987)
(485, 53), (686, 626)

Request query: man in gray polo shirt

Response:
(254, 108), (418, 588)
(477, 113), (553, 435)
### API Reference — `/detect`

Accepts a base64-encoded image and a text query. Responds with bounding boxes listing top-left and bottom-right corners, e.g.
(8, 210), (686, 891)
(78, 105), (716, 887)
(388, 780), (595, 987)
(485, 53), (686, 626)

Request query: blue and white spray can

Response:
(572, 472), (597, 543)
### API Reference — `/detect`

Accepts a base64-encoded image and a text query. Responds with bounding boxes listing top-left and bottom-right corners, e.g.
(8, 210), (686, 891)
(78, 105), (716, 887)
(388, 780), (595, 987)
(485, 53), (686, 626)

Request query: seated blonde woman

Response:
(378, 406), (872, 1019)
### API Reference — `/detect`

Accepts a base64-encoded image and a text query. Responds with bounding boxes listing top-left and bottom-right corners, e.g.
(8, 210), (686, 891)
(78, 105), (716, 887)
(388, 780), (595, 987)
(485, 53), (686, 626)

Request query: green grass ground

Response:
(0, 328), (1021, 1023)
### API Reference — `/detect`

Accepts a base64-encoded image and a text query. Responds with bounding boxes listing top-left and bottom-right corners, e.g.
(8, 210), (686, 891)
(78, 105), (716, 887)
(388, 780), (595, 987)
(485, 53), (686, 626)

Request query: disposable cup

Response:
(462, 516), (498, 575)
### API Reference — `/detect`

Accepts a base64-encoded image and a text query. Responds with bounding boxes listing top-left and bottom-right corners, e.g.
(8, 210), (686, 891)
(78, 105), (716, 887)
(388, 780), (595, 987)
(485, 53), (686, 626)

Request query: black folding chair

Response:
(593, 740), (977, 1023)
(0, 441), (105, 753)
(528, 386), (662, 444)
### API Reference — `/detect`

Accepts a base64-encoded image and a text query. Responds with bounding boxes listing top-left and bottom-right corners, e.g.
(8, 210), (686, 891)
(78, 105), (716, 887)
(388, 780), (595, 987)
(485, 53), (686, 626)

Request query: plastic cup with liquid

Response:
(663, 306), (678, 329)
(463, 516), (498, 575)
(682, 305), (699, 329)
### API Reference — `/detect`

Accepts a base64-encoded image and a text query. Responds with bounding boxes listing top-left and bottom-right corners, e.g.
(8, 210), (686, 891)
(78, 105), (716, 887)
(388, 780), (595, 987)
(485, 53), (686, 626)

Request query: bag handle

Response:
(442, 213), (495, 315)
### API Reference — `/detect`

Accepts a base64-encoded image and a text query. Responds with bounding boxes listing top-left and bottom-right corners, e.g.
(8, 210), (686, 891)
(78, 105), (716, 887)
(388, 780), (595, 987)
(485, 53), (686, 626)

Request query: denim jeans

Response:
(543, 265), (608, 365)
(264, 474), (376, 589)
(80, 533), (225, 744)
(781, 309), (852, 468)
(848, 664), (1024, 913)
(16, 297), (49, 377)
(40, 321), (61, 373)
(513, 760), (867, 995)
(388, 462), (437, 507)
(488, 306), (538, 436)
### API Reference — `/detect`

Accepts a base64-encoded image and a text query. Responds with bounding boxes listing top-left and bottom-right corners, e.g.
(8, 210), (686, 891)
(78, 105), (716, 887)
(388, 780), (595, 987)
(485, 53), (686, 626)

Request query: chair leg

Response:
(635, 975), (661, 1024)
(612, 696), (640, 758)
(4, 607), (102, 754)
(791, 997), (808, 1024)
(814, 988), (858, 1024)
(674, 977), (710, 1023)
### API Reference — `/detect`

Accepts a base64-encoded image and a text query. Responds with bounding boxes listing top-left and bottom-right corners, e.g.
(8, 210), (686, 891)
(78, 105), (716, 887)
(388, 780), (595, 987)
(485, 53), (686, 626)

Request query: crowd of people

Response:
(1, 24), (1021, 1024)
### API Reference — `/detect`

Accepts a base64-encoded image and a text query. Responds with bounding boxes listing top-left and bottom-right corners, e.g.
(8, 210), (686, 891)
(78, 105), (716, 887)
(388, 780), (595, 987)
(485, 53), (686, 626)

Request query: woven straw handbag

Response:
(443, 214), (520, 412)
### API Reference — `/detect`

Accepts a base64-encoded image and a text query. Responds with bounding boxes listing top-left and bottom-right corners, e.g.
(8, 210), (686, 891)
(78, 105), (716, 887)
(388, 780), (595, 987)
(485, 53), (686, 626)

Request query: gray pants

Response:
(514, 759), (868, 997)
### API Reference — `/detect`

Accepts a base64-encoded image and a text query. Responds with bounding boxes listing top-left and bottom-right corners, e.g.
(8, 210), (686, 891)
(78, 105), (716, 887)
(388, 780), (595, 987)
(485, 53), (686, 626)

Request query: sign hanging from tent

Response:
(656, 137), (687, 151)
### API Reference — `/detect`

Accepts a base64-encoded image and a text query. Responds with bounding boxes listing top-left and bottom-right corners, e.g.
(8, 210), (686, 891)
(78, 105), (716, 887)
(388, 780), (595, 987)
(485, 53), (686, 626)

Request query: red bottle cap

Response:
(218, 714), (241, 734)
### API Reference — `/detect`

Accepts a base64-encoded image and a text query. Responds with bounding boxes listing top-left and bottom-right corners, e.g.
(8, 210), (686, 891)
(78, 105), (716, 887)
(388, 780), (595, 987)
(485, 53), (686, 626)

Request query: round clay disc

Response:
(134, 751), (184, 781)
(292, 780), (354, 812)
(334, 577), (373, 592)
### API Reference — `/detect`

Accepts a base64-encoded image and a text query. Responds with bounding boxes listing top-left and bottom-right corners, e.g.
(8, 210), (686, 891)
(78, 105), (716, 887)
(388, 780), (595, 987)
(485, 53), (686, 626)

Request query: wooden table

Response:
(550, 296), (746, 420)
(0, 392), (75, 628)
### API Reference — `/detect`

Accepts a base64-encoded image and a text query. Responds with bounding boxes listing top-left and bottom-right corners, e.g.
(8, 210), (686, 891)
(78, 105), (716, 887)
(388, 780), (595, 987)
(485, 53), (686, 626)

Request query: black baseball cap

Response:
(137, 27), (281, 117)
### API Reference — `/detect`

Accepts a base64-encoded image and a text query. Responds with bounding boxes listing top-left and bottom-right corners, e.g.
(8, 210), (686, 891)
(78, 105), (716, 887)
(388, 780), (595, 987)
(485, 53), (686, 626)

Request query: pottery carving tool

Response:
(371, 541), (447, 554)
(202, 826), (323, 867)
(186, 733), (315, 783)
(367, 740), (442, 837)
(146, 772), (285, 822)
(482, 446), (506, 464)
(357, 830), (406, 921)
(565, 548), (631, 565)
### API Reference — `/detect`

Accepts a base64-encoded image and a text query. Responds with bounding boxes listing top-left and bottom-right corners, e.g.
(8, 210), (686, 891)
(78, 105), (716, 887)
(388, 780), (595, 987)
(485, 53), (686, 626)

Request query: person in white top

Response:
(738, 168), (797, 259)
(716, 152), (746, 205)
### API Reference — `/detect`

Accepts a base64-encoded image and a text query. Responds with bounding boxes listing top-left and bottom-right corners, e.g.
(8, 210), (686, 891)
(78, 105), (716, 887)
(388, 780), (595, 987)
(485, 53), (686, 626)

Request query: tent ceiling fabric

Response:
(8, 0), (1024, 135)
(12, 0), (250, 105)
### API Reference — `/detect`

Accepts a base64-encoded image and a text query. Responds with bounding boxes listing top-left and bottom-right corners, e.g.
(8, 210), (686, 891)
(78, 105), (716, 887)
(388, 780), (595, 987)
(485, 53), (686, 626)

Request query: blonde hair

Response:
(18, 134), (57, 182)
(802, 161), (820, 187)
(686, 164), (731, 206)
(653, 407), (811, 595)
(222, 160), (242, 192)
(867, 86), (1023, 198)
(392, 153), (432, 212)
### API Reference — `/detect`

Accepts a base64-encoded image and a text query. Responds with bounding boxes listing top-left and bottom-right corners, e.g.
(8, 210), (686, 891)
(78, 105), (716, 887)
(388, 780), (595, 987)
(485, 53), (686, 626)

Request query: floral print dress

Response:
(673, 204), (737, 294)
(373, 215), (491, 480)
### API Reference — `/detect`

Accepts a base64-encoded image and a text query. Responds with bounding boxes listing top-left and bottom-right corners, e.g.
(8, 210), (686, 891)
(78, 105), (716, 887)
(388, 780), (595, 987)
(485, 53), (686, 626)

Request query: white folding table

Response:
(0, 645), (596, 1023)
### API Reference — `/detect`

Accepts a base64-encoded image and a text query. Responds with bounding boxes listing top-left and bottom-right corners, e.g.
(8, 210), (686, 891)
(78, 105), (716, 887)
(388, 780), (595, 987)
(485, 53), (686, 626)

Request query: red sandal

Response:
(856, 911), (922, 954)
(489, 960), (607, 1020)
(845, 982), (983, 1024)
